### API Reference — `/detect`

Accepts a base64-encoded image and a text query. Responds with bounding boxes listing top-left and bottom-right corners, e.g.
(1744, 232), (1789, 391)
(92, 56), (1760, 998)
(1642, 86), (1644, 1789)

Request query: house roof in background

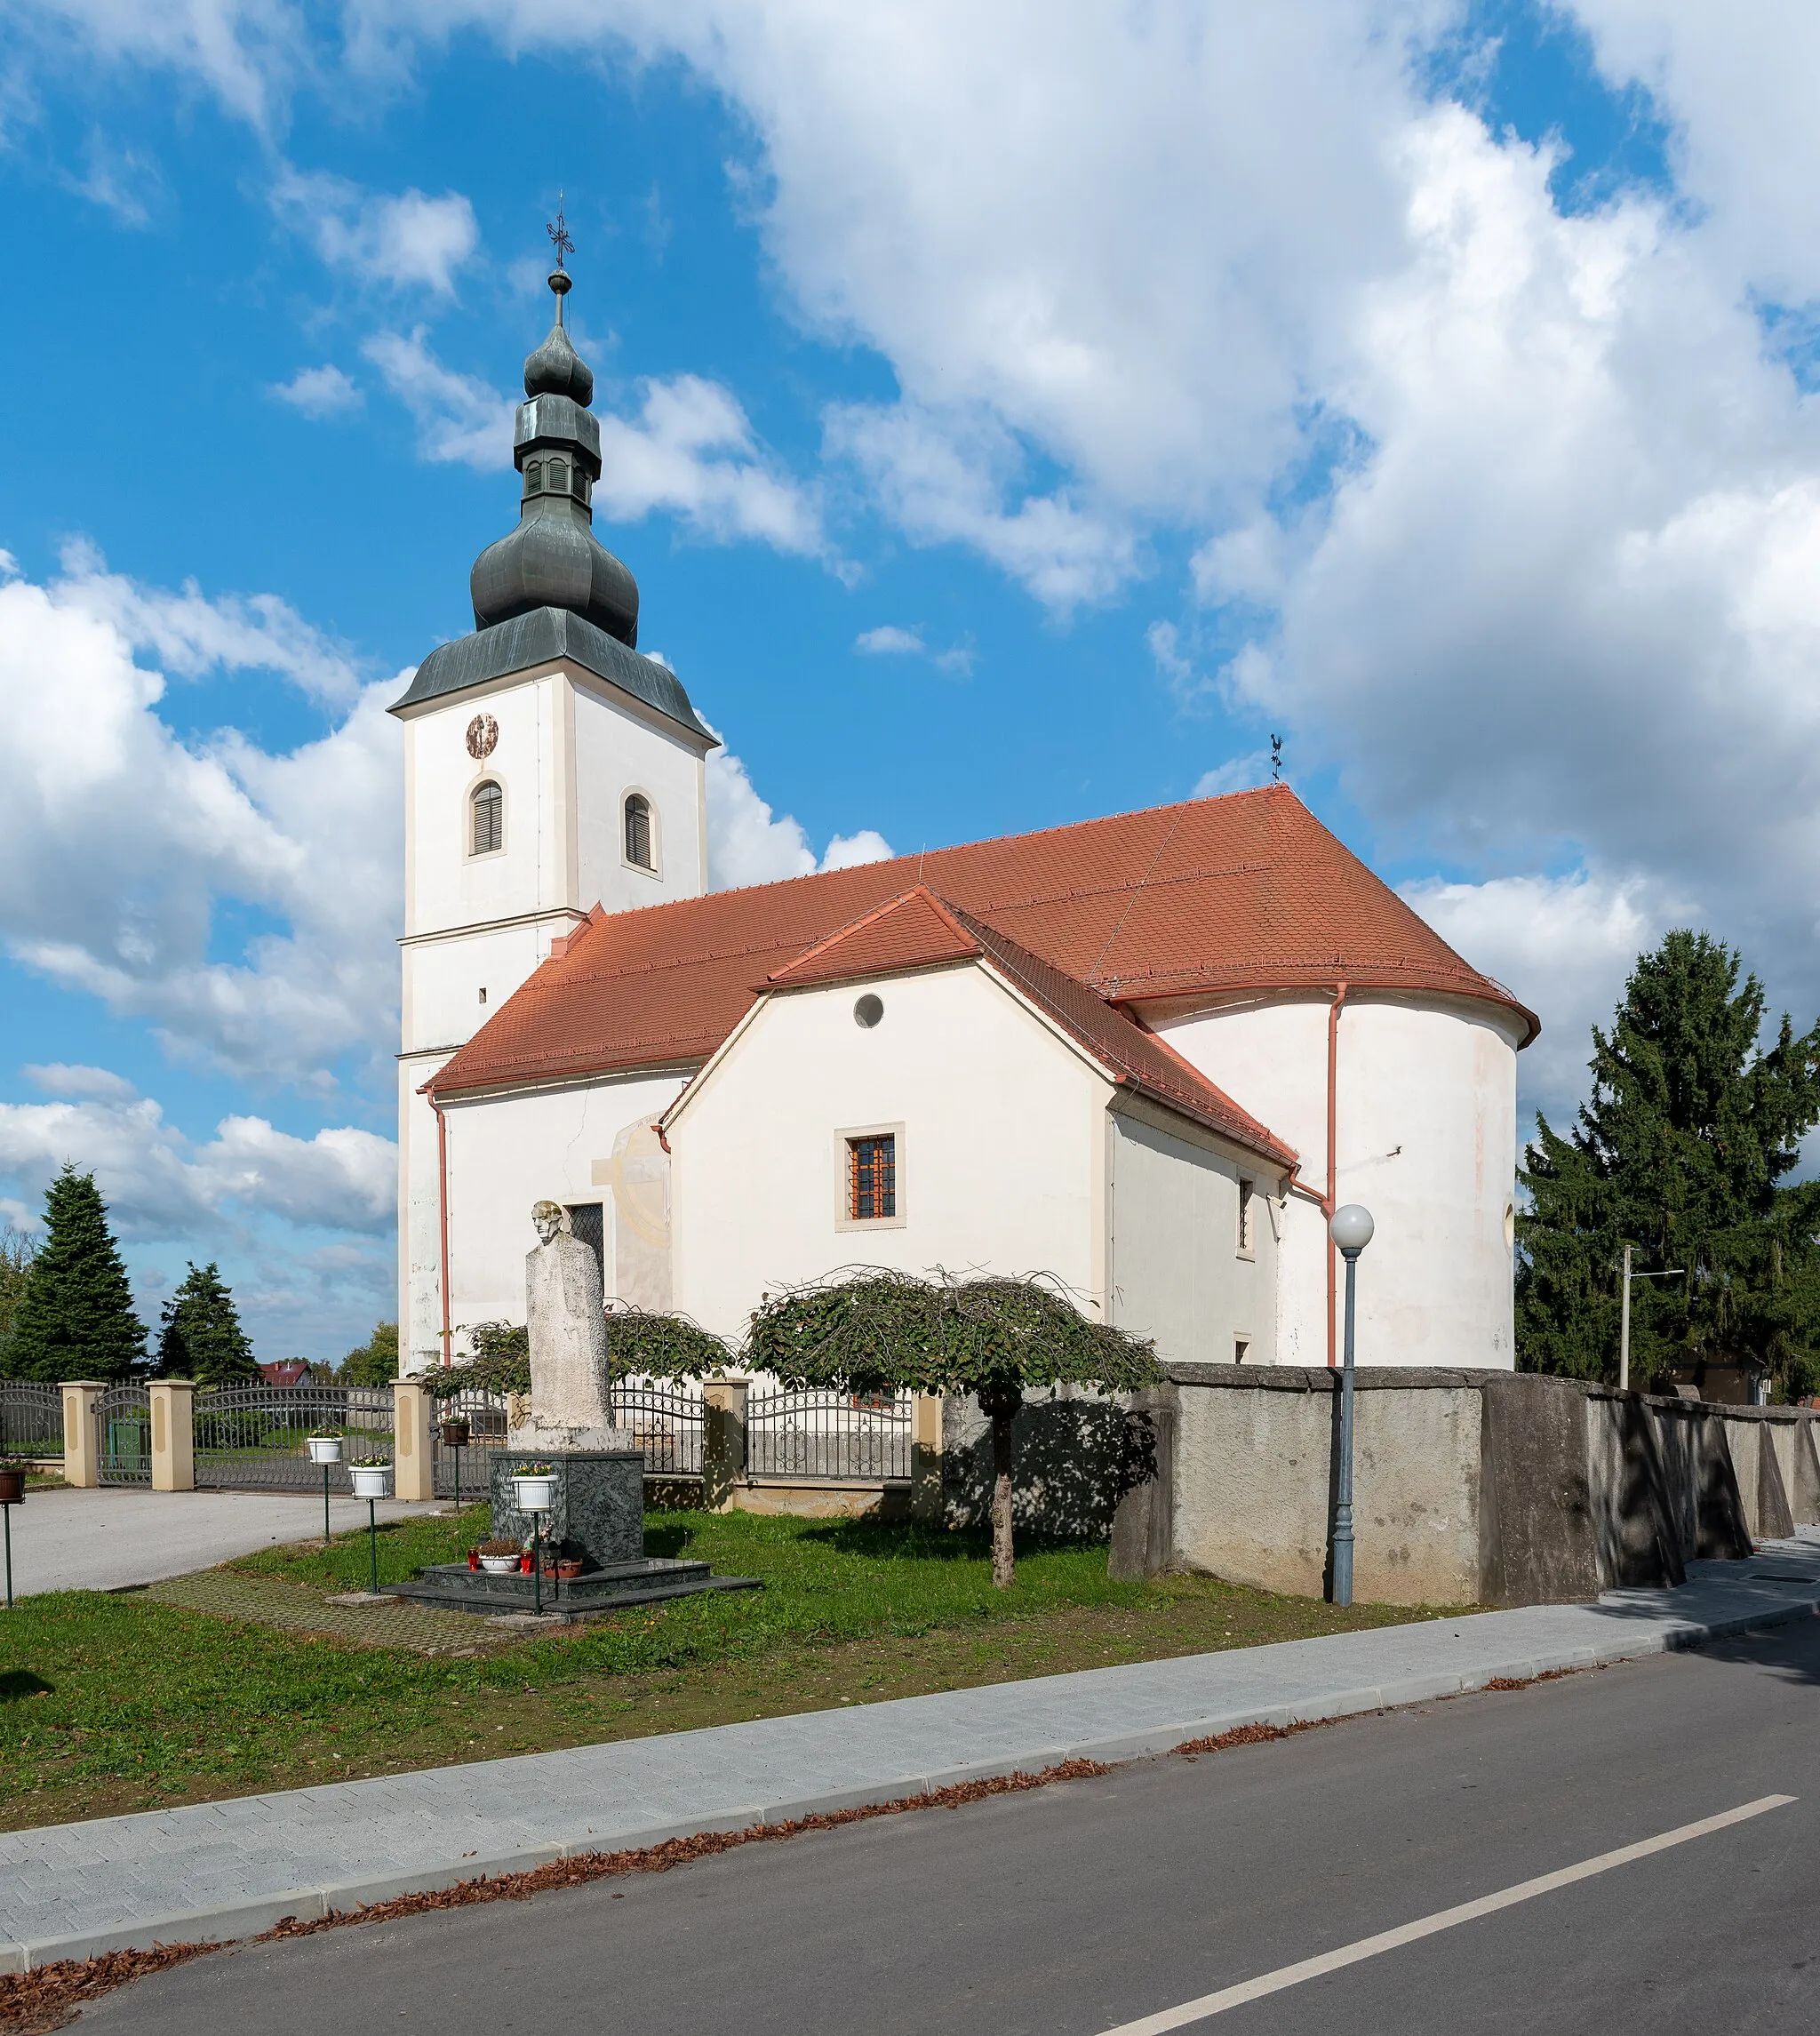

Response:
(427, 784), (1537, 1104)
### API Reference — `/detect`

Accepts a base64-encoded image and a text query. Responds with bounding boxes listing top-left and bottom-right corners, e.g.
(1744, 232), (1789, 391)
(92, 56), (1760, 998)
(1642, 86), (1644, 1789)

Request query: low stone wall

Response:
(1106, 1365), (1820, 1607)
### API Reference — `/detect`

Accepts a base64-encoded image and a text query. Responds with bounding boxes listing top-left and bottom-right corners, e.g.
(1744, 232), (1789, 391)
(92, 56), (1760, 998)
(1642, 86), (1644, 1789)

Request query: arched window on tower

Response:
(472, 779), (503, 856)
(624, 792), (653, 870)
(525, 459), (542, 492)
(548, 459), (567, 493)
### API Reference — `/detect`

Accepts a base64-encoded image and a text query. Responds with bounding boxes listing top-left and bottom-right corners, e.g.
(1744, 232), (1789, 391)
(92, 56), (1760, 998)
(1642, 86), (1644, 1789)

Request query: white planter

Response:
(478, 1553), (521, 1576)
(512, 1473), (555, 1513)
(350, 1465), (392, 1500)
(307, 1436), (343, 1466)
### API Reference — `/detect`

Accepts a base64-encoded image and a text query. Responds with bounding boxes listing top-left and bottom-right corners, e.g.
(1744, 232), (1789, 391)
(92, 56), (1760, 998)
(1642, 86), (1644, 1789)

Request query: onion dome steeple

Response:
(468, 212), (638, 647)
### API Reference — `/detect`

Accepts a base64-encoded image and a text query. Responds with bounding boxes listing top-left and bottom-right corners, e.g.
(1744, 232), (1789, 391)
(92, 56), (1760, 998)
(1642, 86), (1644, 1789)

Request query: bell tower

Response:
(390, 234), (718, 1371)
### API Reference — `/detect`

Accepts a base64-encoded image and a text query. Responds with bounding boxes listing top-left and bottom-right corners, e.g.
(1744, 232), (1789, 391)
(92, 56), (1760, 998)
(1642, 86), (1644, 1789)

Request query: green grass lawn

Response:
(0, 1508), (1459, 1832)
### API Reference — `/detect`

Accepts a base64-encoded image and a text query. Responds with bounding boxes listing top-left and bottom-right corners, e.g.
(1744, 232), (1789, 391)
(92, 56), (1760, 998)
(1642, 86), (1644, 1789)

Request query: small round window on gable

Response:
(854, 994), (884, 1029)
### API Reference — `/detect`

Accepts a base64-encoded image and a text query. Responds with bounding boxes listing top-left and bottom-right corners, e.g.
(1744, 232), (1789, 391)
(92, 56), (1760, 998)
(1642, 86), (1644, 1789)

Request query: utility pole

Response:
(1618, 1245), (1684, 1390)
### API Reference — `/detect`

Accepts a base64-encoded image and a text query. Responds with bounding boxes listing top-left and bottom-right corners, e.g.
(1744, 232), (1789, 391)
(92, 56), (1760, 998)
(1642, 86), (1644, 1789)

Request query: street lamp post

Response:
(1329, 1203), (1375, 1609)
(1618, 1245), (1684, 1391)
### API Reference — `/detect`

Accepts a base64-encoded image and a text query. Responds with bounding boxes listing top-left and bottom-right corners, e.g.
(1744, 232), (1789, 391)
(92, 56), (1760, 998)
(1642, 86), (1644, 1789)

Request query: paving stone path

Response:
(6, 1533), (1820, 1972)
(143, 1573), (504, 1656)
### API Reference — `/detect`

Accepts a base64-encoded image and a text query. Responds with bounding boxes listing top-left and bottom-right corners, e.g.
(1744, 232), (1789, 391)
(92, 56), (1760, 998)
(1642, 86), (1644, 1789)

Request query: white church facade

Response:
(394, 268), (1537, 1380)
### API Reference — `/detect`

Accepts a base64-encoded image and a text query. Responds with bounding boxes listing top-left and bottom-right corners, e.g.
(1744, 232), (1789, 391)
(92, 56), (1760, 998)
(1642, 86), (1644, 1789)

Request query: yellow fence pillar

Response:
(148, 1380), (196, 1492)
(60, 1382), (106, 1489)
(702, 1376), (750, 1512)
(392, 1379), (436, 1503)
(911, 1393), (945, 1524)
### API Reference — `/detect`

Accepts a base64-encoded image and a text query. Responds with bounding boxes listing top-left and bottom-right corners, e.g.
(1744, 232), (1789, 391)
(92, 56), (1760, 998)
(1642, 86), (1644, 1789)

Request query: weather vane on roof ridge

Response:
(547, 192), (573, 272)
(1271, 733), (1283, 783)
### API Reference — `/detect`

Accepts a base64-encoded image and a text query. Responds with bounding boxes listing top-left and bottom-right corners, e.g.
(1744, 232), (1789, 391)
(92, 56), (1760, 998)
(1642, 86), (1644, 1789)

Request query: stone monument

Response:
(490, 1201), (644, 1572)
(383, 1202), (757, 1617)
(512, 1201), (633, 1451)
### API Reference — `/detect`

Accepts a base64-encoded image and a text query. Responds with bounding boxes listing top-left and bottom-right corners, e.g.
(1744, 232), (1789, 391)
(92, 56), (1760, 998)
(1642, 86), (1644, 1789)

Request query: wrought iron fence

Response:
(194, 1383), (393, 1492)
(431, 1387), (509, 1504)
(746, 1389), (910, 1481)
(609, 1384), (704, 1477)
(0, 1382), (63, 1459)
(95, 1383), (152, 1485)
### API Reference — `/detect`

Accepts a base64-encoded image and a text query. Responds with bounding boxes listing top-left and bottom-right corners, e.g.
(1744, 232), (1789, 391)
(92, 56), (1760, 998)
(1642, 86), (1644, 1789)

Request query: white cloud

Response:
(363, 327), (514, 467)
(597, 376), (825, 555)
(1193, 752), (1273, 799)
(856, 625), (925, 656)
(826, 401), (1137, 609)
(818, 829), (896, 872)
(705, 747), (893, 890)
(0, 552), (400, 1089)
(271, 363), (363, 418)
(854, 622), (972, 675)
(23, 1062), (139, 1102)
(362, 331), (826, 552)
(1401, 866), (1685, 1133)
(51, 536), (364, 706)
(0, 1090), (393, 1241)
(273, 166), (480, 295)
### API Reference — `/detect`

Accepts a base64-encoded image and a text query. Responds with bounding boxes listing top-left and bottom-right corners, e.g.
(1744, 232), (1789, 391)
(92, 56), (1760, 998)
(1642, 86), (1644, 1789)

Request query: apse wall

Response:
(1153, 991), (1522, 1369)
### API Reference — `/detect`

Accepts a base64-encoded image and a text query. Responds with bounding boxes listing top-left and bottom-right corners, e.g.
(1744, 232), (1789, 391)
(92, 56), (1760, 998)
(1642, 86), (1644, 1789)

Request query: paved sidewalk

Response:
(5, 1535), (1820, 1970)
(5, 1487), (443, 1596)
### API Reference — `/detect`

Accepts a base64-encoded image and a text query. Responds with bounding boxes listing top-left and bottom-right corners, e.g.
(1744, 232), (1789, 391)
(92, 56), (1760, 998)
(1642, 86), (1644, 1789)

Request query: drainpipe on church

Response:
(1325, 982), (1347, 1369)
(427, 1088), (453, 1368)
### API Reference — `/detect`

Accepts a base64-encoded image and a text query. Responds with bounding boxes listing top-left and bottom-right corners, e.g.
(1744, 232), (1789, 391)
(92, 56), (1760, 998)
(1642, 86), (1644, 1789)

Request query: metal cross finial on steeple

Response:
(547, 194), (575, 324)
(547, 193), (573, 269)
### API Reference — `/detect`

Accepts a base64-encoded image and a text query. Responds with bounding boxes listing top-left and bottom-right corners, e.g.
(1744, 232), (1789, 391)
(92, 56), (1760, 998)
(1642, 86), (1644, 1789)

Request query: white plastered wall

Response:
(1153, 993), (1521, 1369)
(1106, 1097), (1284, 1367)
(433, 1072), (688, 1357)
(667, 965), (1115, 1345)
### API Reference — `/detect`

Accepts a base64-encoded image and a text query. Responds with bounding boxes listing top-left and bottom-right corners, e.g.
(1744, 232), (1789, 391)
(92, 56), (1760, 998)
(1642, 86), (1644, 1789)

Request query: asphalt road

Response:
(87, 1622), (1820, 2033)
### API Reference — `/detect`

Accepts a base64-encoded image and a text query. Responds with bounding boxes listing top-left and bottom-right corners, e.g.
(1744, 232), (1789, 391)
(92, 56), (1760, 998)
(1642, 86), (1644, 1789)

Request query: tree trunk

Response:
(991, 1407), (1016, 1589)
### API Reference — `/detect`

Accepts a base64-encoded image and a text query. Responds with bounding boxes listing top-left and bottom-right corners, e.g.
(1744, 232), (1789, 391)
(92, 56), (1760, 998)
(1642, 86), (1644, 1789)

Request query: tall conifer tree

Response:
(1518, 931), (1820, 1393)
(156, 1262), (259, 1385)
(7, 1165), (146, 1382)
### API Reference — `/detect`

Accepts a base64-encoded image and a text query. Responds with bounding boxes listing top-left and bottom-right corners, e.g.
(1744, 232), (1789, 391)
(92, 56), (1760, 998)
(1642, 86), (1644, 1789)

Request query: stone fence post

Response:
(702, 1376), (749, 1512)
(60, 1382), (106, 1489)
(911, 1393), (944, 1524)
(148, 1380), (196, 1492)
(393, 1379), (436, 1503)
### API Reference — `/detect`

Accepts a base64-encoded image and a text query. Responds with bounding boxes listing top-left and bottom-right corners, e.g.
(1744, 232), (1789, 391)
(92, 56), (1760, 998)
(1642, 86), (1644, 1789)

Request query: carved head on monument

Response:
(531, 1199), (566, 1248)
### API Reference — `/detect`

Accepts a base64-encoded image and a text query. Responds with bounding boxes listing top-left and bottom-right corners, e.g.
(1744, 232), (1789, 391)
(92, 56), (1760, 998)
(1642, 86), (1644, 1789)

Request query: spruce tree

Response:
(156, 1262), (259, 1386)
(7, 1165), (146, 1382)
(1518, 931), (1820, 1394)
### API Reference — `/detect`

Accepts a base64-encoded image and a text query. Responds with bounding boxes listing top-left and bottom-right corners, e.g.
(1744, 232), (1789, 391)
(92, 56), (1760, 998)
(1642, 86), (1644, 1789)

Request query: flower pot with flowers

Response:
(349, 1458), (392, 1500)
(476, 1537), (523, 1575)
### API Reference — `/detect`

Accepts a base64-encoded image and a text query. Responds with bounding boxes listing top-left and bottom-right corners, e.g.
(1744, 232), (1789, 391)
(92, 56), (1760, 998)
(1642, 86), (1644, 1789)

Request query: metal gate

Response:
(610, 1384), (704, 1477)
(0, 1383), (63, 1463)
(94, 1383), (152, 1485)
(430, 1387), (509, 1504)
(194, 1384), (393, 1491)
(746, 1390), (909, 1480)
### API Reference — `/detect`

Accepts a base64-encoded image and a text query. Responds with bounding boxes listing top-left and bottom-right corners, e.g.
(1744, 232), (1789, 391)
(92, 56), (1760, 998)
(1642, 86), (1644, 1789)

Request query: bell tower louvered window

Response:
(624, 792), (653, 869)
(471, 779), (503, 855)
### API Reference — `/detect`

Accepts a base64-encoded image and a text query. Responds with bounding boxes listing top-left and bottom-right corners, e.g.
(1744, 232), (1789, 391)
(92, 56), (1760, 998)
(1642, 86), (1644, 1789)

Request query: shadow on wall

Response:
(940, 1390), (1153, 1539)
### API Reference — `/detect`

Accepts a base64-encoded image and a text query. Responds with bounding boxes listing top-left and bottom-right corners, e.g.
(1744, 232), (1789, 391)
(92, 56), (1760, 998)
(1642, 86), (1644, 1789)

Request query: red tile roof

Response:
(763, 886), (981, 988)
(428, 785), (1536, 1104)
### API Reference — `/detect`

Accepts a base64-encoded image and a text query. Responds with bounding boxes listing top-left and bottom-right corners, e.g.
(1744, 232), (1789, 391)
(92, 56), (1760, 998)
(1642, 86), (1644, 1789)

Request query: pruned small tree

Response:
(422, 1307), (731, 1401)
(746, 1268), (1161, 1588)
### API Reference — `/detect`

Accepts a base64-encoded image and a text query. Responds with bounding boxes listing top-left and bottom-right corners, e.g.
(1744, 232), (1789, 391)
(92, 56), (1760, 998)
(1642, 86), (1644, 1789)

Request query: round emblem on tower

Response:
(466, 715), (499, 761)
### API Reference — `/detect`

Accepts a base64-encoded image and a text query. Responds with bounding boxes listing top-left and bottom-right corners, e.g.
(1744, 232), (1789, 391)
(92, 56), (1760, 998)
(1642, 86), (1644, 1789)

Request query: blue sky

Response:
(3, 2), (1818, 1361)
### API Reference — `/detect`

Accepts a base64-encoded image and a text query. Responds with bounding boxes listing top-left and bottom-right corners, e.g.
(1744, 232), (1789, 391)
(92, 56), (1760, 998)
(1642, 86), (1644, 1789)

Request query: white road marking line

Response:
(1098, 1792), (1797, 2035)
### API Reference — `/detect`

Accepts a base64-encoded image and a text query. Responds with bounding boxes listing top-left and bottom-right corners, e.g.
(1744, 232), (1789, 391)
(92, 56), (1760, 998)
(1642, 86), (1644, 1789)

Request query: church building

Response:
(393, 266), (1538, 1379)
